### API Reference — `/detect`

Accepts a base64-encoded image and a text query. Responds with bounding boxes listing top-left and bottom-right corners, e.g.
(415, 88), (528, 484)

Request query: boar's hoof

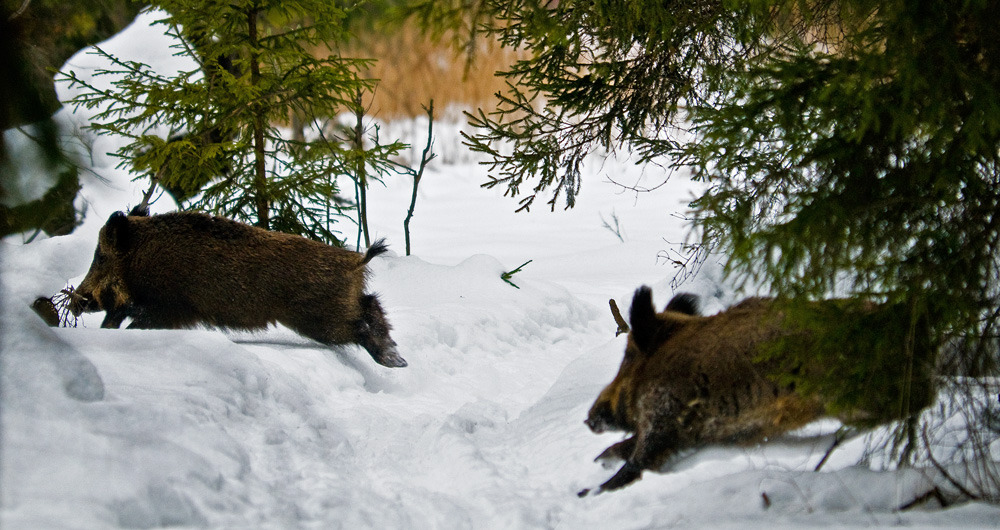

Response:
(372, 349), (408, 368)
(578, 462), (643, 498)
(599, 461), (643, 493)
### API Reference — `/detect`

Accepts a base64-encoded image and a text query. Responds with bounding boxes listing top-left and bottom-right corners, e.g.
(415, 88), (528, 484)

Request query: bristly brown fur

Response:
(69, 211), (406, 368)
(582, 287), (934, 495)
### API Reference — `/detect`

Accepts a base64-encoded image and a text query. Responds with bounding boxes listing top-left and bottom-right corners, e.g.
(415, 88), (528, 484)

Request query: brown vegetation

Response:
(342, 23), (524, 120)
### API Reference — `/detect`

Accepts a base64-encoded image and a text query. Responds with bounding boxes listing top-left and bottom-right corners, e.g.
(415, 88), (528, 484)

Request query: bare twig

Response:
(605, 174), (670, 196)
(132, 166), (165, 215)
(660, 240), (712, 291)
(921, 424), (981, 502)
(898, 486), (949, 511)
(814, 426), (855, 472)
(404, 100), (437, 256)
(600, 209), (625, 242)
(52, 286), (80, 327)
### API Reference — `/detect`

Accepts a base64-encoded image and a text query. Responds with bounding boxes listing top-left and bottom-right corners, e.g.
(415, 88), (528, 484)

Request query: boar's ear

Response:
(104, 211), (132, 251)
(665, 293), (699, 316)
(629, 286), (659, 354)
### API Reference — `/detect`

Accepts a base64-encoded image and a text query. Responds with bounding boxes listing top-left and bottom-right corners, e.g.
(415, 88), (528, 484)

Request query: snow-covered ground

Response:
(3, 11), (1000, 529)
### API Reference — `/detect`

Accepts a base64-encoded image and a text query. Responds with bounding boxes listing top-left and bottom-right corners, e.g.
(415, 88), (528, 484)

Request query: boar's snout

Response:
(68, 289), (98, 316)
(586, 403), (613, 434)
(585, 417), (605, 434)
(586, 383), (629, 434)
(586, 416), (610, 434)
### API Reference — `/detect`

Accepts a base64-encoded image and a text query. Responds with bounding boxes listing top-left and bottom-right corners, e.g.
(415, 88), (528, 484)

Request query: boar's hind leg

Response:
(290, 294), (406, 368)
(355, 294), (406, 368)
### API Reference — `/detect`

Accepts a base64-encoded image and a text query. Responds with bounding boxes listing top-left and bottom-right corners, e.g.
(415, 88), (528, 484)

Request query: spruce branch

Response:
(501, 260), (533, 289)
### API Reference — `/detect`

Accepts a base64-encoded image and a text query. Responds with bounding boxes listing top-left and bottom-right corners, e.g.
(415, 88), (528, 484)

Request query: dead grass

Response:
(341, 23), (525, 120)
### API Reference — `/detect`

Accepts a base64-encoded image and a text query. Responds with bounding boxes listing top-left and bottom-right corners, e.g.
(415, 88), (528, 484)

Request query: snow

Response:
(3, 10), (1000, 529)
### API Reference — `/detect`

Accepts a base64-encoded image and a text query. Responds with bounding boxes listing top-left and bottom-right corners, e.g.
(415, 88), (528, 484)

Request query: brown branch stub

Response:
(31, 297), (60, 326)
(610, 298), (629, 337)
(134, 172), (161, 214)
(32, 286), (80, 327)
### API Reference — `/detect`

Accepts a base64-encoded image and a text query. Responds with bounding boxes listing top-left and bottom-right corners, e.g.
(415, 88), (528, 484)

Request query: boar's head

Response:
(585, 287), (699, 434)
(69, 211), (135, 323)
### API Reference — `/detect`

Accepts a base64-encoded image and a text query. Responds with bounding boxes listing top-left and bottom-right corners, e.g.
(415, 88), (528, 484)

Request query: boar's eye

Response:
(92, 248), (106, 265)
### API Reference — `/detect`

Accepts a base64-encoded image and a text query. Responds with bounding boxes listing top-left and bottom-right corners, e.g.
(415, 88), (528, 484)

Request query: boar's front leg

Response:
(583, 396), (682, 496)
(101, 311), (127, 329)
(100, 305), (163, 330)
(598, 461), (644, 493)
(581, 432), (676, 490)
(579, 432), (676, 497)
(600, 425), (678, 494)
(595, 436), (637, 468)
(100, 305), (133, 329)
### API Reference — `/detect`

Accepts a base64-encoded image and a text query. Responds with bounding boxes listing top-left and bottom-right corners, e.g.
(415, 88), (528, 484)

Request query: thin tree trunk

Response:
(354, 90), (369, 247)
(248, 7), (269, 229)
(404, 100), (435, 256)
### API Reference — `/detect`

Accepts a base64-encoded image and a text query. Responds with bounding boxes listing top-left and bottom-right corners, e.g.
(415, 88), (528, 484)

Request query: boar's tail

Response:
(360, 238), (389, 265)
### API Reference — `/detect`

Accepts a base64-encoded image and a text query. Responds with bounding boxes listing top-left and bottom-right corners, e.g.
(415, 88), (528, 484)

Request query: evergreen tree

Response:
(416, 0), (1000, 472)
(62, 0), (405, 244)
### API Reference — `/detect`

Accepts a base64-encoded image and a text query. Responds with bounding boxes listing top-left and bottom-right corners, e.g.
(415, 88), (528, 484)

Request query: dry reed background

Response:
(343, 22), (524, 120)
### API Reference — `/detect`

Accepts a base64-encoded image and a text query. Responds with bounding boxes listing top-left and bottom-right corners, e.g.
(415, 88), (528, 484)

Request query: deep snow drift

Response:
(3, 11), (1000, 529)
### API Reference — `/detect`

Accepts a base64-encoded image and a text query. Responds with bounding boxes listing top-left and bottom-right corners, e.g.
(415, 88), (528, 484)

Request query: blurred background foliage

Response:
(1, 0), (515, 240)
(1, 0), (142, 238)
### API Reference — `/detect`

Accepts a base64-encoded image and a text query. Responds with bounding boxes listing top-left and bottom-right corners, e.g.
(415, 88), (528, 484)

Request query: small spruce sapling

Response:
(501, 260), (532, 289)
(59, 0), (406, 246)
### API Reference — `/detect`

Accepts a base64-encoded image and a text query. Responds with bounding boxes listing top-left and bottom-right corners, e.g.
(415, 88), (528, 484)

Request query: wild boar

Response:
(69, 210), (405, 368)
(581, 286), (935, 495)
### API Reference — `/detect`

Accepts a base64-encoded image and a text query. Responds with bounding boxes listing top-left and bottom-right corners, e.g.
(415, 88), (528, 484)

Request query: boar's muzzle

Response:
(585, 401), (617, 434)
(68, 290), (98, 316)
(585, 417), (606, 434)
